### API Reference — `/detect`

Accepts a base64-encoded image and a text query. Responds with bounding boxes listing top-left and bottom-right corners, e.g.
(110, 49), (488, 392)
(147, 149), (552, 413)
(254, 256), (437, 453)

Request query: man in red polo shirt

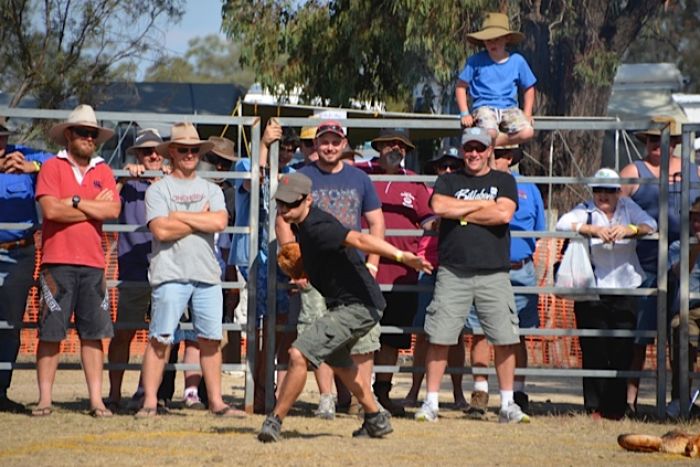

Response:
(33, 105), (121, 417)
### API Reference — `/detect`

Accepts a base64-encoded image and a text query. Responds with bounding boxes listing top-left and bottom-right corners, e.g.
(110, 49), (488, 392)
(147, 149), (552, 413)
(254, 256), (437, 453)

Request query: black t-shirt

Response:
(294, 207), (386, 311)
(433, 169), (518, 273)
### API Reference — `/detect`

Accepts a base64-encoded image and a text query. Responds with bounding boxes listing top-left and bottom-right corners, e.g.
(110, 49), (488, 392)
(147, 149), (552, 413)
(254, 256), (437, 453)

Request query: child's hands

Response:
(460, 114), (474, 128)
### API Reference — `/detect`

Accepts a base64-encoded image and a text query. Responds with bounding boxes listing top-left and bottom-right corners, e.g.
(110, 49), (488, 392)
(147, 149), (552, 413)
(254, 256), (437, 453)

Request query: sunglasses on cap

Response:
(317, 124), (344, 135)
(175, 146), (201, 155)
(438, 161), (463, 171)
(276, 195), (307, 210)
(592, 187), (619, 194)
(72, 127), (100, 139)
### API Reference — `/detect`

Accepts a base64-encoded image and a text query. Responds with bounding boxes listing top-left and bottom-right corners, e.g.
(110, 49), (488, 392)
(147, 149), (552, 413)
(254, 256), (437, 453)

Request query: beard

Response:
(68, 137), (95, 161)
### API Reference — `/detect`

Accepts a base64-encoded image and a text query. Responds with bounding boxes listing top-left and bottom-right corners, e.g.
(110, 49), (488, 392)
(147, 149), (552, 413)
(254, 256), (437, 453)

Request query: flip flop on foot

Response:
(31, 406), (53, 417)
(89, 407), (113, 418)
(210, 405), (246, 418)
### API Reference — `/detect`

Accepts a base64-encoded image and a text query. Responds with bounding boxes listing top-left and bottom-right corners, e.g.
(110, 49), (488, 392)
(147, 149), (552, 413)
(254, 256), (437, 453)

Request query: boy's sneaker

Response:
(315, 393), (335, 420)
(414, 401), (438, 422)
(498, 401), (530, 424)
(513, 391), (530, 414)
(183, 393), (205, 410)
(258, 414), (282, 443)
(352, 411), (393, 438)
(463, 390), (489, 420)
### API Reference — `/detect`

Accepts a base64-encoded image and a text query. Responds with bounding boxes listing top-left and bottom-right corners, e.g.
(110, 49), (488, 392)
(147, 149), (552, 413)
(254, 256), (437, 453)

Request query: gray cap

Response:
(461, 127), (492, 147)
(275, 173), (312, 203)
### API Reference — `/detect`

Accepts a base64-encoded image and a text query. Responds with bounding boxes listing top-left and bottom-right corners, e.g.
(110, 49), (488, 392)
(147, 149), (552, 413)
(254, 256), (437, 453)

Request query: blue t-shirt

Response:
(0, 145), (54, 243)
(458, 51), (537, 110)
(298, 162), (381, 231)
(510, 179), (545, 262)
(117, 179), (152, 281)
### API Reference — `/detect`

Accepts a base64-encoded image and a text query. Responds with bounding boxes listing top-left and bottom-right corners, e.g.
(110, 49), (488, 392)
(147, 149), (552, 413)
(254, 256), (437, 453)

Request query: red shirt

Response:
(36, 153), (117, 268)
(359, 159), (433, 284)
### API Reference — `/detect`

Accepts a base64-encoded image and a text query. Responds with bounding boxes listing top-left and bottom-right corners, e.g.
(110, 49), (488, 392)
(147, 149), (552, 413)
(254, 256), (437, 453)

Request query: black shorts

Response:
(379, 291), (418, 349)
(38, 265), (114, 342)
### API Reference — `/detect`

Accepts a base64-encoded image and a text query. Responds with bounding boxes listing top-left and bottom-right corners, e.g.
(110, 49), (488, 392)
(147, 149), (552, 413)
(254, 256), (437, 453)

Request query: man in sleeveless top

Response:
(619, 115), (700, 417)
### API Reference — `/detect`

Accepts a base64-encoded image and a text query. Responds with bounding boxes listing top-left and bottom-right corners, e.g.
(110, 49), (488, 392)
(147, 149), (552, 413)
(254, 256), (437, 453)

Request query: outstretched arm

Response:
(344, 230), (432, 274)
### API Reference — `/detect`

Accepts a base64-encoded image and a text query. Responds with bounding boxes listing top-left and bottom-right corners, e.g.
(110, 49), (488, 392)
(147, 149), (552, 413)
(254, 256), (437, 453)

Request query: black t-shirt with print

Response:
(294, 206), (386, 310)
(433, 169), (518, 273)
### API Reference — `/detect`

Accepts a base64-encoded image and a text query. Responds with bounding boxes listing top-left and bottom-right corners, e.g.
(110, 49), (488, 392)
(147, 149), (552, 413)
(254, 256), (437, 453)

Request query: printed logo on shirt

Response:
(93, 180), (103, 190)
(454, 186), (499, 201)
(518, 189), (528, 201)
(312, 188), (361, 229)
(171, 192), (206, 206)
(400, 191), (415, 209)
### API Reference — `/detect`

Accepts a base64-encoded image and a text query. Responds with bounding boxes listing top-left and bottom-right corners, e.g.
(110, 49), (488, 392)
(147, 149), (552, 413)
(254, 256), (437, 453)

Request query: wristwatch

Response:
(71, 195), (81, 209)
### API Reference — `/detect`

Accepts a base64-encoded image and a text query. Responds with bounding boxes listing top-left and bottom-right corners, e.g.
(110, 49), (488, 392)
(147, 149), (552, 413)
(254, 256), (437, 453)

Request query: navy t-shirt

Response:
(294, 206), (386, 311)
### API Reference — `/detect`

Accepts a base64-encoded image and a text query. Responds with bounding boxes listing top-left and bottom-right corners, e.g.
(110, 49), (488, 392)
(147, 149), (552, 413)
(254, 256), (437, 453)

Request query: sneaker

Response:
(514, 391), (530, 414)
(258, 414), (282, 443)
(463, 390), (489, 420)
(498, 401), (530, 424)
(352, 411), (393, 438)
(414, 401), (438, 422)
(183, 393), (205, 410)
(315, 393), (335, 420)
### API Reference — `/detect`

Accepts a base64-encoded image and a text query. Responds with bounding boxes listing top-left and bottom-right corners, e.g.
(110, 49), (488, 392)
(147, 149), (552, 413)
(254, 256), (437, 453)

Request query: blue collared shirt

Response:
(510, 179), (546, 262)
(0, 144), (54, 242)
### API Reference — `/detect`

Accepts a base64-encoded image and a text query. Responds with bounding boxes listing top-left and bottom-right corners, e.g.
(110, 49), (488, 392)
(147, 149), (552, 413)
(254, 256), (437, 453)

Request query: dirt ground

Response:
(2, 361), (699, 466)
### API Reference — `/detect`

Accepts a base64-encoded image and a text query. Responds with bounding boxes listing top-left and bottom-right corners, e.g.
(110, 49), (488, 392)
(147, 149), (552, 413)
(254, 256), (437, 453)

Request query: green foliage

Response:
(0, 0), (184, 108)
(572, 50), (620, 87)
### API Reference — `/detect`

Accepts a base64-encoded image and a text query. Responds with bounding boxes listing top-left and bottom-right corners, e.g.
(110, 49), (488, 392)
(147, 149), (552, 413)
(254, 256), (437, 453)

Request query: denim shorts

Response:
(473, 106), (531, 135)
(466, 260), (540, 330)
(413, 271), (436, 329)
(425, 267), (519, 346)
(149, 281), (223, 344)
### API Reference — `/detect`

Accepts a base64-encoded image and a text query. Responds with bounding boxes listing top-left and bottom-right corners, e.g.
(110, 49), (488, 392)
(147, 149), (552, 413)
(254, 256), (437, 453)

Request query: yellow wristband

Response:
(628, 224), (639, 235)
(460, 216), (468, 226)
(365, 262), (378, 273)
(32, 161), (41, 172)
(394, 250), (404, 263)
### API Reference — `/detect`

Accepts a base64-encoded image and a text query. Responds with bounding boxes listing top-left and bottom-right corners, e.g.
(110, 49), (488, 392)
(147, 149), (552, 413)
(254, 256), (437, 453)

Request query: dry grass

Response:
(2, 365), (699, 466)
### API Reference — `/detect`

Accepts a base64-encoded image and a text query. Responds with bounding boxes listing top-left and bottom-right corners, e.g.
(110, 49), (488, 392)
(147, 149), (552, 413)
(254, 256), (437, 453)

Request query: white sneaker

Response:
(414, 401), (438, 422)
(315, 393), (335, 420)
(498, 401), (530, 424)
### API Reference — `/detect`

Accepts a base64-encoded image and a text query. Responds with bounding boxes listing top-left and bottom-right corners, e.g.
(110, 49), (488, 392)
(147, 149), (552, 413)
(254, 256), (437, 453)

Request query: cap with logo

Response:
(275, 173), (313, 203)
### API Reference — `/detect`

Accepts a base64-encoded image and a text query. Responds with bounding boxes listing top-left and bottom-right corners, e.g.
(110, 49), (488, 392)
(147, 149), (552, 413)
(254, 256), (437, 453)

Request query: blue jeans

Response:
(149, 281), (223, 344)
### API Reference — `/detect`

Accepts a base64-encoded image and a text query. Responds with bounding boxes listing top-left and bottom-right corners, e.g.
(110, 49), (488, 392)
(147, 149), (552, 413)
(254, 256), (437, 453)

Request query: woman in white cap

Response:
(556, 168), (656, 419)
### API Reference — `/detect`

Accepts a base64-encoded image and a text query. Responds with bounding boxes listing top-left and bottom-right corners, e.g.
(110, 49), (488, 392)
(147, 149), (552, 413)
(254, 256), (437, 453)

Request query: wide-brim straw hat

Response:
(48, 104), (115, 145)
(156, 122), (214, 157)
(634, 115), (684, 143)
(126, 128), (163, 156)
(467, 12), (525, 47)
(495, 144), (523, 167)
(208, 136), (236, 161)
(371, 129), (415, 151)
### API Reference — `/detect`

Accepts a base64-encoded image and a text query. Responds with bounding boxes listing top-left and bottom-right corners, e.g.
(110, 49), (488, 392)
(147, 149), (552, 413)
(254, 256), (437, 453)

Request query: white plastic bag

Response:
(554, 239), (599, 301)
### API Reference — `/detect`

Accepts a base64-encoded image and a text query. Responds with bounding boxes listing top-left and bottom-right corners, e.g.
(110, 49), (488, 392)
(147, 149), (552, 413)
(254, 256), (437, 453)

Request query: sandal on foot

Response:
(89, 407), (113, 418)
(134, 407), (158, 418)
(105, 400), (120, 414)
(210, 406), (246, 418)
(31, 406), (53, 417)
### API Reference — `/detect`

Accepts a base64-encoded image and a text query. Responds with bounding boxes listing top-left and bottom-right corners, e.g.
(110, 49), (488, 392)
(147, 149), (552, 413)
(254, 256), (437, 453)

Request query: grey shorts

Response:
(116, 285), (151, 324)
(297, 285), (380, 355)
(293, 302), (382, 368)
(38, 265), (114, 342)
(425, 266), (519, 346)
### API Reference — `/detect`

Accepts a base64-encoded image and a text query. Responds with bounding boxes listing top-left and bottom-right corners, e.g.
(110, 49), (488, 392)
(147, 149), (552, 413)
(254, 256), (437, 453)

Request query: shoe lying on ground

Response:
(183, 393), (205, 410)
(414, 401), (438, 422)
(463, 390), (489, 420)
(352, 411), (393, 438)
(0, 396), (25, 413)
(498, 401), (530, 424)
(258, 414), (282, 443)
(514, 391), (530, 414)
(315, 393), (335, 420)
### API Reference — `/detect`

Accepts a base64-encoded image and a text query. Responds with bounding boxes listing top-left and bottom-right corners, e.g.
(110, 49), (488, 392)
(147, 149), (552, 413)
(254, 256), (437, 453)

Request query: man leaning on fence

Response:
(0, 118), (54, 413)
(33, 105), (121, 417)
(137, 122), (245, 418)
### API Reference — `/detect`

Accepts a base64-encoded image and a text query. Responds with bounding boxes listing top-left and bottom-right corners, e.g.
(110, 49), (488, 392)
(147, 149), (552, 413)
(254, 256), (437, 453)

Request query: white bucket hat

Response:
(48, 104), (115, 145)
(156, 122), (214, 157)
(589, 167), (621, 189)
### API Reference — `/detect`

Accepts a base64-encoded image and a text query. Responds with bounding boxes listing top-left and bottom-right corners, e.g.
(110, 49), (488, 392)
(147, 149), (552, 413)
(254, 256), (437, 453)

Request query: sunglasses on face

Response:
(463, 144), (488, 153)
(138, 147), (160, 157)
(592, 187), (619, 194)
(438, 162), (463, 171)
(72, 127), (100, 139)
(203, 153), (231, 167)
(277, 196), (306, 210)
(175, 146), (201, 155)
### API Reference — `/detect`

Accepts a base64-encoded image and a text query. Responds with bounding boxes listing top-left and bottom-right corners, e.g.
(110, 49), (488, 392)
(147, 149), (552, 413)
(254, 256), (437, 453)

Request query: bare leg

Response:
(108, 329), (137, 403)
(272, 347), (309, 420)
(515, 337), (528, 386)
(333, 364), (379, 414)
(36, 340), (61, 408)
(198, 338), (228, 412)
(313, 363), (334, 396)
(81, 339), (108, 411)
(495, 127), (534, 147)
(494, 344), (517, 392)
(141, 337), (171, 410)
(425, 344), (449, 393)
(448, 339), (467, 406)
(183, 341), (202, 390)
(405, 335), (427, 403)
(627, 344), (646, 407)
(471, 335), (490, 386)
(374, 344), (398, 383)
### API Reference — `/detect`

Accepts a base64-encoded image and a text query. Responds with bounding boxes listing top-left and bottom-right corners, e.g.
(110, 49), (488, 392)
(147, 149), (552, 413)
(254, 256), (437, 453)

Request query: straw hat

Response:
(371, 129), (415, 151)
(126, 128), (163, 156)
(156, 122), (214, 157)
(299, 126), (317, 140)
(48, 104), (115, 145)
(207, 136), (236, 161)
(634, 115), (683, 143)
(467, 12), (524, 47)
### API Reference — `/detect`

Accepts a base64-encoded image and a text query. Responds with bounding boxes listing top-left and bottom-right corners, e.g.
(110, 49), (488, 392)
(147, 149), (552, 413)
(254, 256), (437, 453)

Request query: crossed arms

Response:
(149, 204), (228, 242)
(430, 193), (516, 226)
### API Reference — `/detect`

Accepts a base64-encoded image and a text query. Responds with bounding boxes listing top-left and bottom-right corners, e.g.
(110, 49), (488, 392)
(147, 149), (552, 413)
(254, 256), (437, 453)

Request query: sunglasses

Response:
(317, 125), (344, 136)
(175, 146), (201, 155)
(137, 147), (160, 156)
(438, 162), (463, 171)
(592, 187), (619, 194)
(463, 144), (488, 153)
(277, 196), (306, 210)
(203, 153), (231, 166)
(280, 145), (297, 153)
(72, 127), (100, 139)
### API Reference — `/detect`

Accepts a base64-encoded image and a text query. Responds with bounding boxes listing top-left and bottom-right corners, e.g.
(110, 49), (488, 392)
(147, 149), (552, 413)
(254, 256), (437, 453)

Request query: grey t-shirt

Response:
(145, 175), (226, 286)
